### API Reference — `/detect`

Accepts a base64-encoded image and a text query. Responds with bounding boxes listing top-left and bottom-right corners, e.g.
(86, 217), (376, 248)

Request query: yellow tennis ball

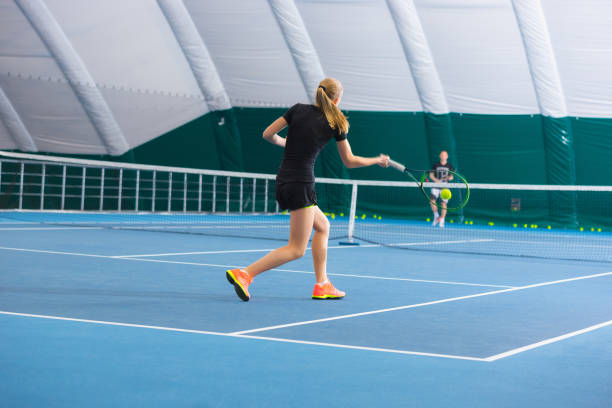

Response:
(426, 218), (430, 222)
(377, 216), (382, 220)
(513, 223), (517, 228)
(340, 212), (344, 217)
(440, 188), (452, 200)
(361, 214), (366, 219)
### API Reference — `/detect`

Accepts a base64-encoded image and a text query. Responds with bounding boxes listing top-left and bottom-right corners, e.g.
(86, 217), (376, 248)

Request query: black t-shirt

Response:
(276, 103), (347, 183)
(432, 162), (454, 182)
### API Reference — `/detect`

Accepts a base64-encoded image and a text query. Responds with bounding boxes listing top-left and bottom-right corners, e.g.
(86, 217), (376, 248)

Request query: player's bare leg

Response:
(439, 201), (447, 228)
(244, 206), (314, 277)
(431, 198), (440, 226)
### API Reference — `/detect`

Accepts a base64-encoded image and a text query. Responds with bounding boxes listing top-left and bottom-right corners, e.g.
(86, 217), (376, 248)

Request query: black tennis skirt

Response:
(275, 181), (317, 211)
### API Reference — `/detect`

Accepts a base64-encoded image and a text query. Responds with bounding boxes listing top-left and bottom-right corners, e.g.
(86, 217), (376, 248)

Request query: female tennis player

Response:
(226, 78), (389, 301)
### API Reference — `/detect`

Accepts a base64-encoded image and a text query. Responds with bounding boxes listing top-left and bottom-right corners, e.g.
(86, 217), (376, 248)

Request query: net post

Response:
(197, 174), (202, 212)
(100, 167), (105, 211)
(80, 167), (86, 211)
(239, 178), (243, 214)
(135, 170), (140, 211)
(340, 183), (359, 245)
(226, 176), (230, 213)
(167, 172), (172, 212)
(19, 162), (24, 210)
(264, 179), (269, 213)
(212, 175), (217, 213)
(118, 168), (123, 211)
(61, 165), (66, 210)
(252, 178), (256, 213)
(183, 173), (187, 212)
(151, 170), (156, 212)
(40, 163), (46, 210)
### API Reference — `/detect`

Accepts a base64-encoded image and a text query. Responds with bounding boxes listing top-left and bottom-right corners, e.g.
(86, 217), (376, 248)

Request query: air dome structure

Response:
(1, 0), (611, 184)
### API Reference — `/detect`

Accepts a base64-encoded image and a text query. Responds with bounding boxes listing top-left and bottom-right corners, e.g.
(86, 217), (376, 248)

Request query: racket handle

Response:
(388, 158), (406, 173)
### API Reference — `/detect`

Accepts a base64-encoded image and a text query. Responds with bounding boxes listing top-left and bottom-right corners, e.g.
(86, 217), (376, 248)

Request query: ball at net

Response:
(440, 188), (452, 200)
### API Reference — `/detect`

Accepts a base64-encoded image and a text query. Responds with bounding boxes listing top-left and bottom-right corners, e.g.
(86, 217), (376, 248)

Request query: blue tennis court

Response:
(2, 212), (611, 407)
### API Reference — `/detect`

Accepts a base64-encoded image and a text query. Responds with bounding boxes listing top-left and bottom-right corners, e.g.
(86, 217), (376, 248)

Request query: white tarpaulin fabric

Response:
(1, 0), (611, 154)
(511, 0), (568, 118)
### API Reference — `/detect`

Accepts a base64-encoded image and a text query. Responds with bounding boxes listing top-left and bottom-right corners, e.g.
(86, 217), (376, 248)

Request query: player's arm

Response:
(262, 117), (287, 148)
(429, 171), (439, 182)
(336, 139), (389, 168)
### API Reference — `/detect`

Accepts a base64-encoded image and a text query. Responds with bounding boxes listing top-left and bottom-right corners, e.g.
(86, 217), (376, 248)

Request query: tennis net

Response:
(1, 150), (611, 263)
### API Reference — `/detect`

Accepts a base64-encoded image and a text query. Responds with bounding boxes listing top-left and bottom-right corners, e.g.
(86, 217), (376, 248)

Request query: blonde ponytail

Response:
(315, 78), (349, 134)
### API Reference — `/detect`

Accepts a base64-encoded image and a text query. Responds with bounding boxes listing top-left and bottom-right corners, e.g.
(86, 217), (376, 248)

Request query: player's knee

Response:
(315, 217), (330, 235)
(287, 245), (307, 260)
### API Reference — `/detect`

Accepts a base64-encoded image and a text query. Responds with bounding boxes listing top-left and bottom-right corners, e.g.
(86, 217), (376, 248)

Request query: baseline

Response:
(0, 311), (484, 361)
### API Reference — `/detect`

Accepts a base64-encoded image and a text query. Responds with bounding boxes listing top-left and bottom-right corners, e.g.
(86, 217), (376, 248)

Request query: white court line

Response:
(115, 248), (278, 258)
(0, 227), (104, 231)
(0, 311), (485, 362)
(493, 239), (612, 250)
(0, 246), (512, 288)
(273, 269), (514, 288)
(230, 271), (612, 335)
(0, 246), (112, 259)
(114, 238), (495, 258)
(484, 319), (612, 362)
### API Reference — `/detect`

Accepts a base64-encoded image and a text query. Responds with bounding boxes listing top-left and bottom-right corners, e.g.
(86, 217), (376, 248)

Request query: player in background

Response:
(429, 150), (454, 228)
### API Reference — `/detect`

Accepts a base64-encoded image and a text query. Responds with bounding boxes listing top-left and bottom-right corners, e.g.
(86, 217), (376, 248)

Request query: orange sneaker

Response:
(312, 281), (345, 300)
(226, 268), (253, 301)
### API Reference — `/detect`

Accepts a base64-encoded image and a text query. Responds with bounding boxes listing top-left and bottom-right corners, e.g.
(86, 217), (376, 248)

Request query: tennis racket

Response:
(388, 158), (470, 211)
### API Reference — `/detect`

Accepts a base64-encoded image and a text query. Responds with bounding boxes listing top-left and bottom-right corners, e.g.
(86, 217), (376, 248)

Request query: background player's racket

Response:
(388, 158), (470, 211)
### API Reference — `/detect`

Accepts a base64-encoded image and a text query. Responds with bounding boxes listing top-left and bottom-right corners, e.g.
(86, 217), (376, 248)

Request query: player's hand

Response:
(377, 154), (390, 168)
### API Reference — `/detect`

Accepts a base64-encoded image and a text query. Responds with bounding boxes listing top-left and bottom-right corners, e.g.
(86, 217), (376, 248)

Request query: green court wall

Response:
(19, 108), (609, 229)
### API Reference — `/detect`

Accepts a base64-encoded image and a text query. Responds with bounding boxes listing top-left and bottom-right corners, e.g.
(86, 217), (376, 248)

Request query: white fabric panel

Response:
(268, 0), (325, 104)
(16, 0), (129, 155)
(0, 0), (55, 64)
(511, 0), (567, 118)
(542, 0), (612, 118)
(415, 0), (538, 114)
(183, 0), (308, 107)
(0, 0), (94, 152)
(99, 88), (207, 149)
(0, 74), (107, 154)
(157, 0), (230, 111)
(44, 0), (207, 149)
(0, 86), (37, 151)
(15, 0), (129, 155)
(297, 0), (421, 111)
(0, 120), (18, 151)
(386, 0), (448, 114)
(44, 0), (201, 98)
